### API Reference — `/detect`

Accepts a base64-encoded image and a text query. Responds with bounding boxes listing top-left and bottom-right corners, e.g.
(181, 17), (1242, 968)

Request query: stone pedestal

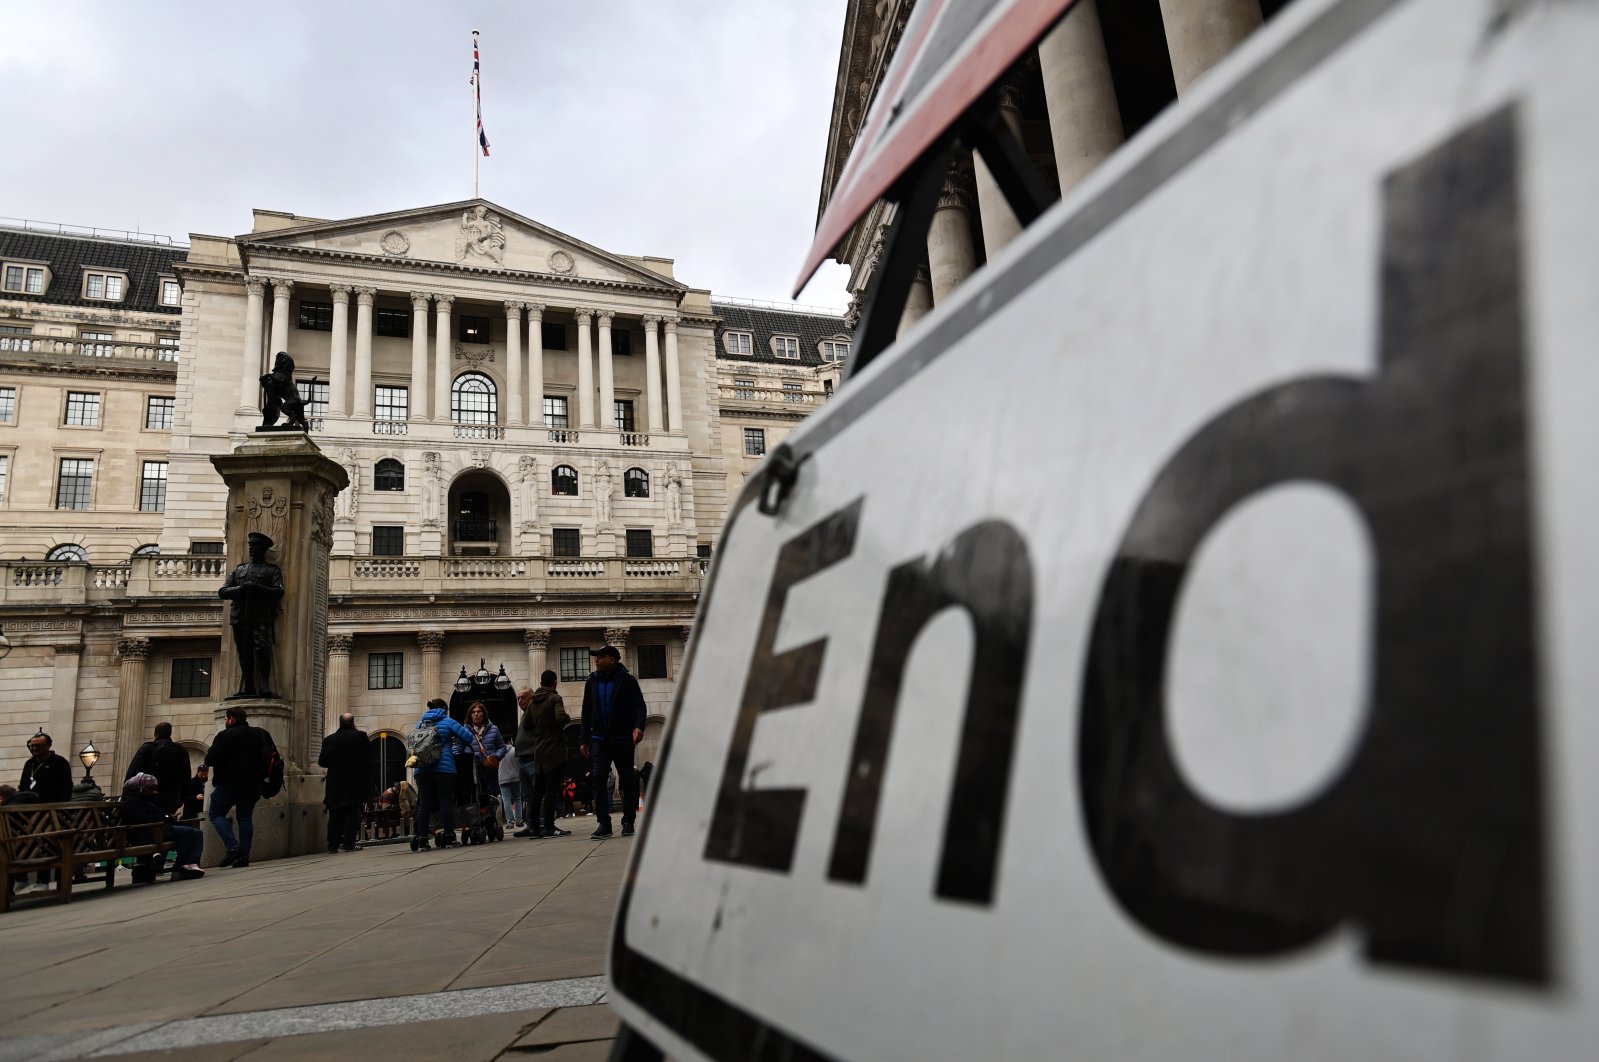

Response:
(207, 432), (348, 861)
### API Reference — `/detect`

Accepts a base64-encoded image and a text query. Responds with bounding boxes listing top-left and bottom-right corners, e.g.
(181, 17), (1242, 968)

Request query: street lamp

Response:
(0, 623), (11, 660)
(494, 664), (511, 691)
(78, 740), (100, 785)
(473, 658), (492, 687)
(454, 666), (473, 694)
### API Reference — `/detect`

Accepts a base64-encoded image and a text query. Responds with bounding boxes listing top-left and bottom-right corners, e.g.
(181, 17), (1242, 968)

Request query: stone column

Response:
(898, 264), (935, 337)
(326, 633), (353, 718)
(680, 625), (693, 654)
(418, 630), (444, 703)
(605, 627), (631, 661)
(527, 303), (546, 428)
(575, 308), (596, 429)
(596, 312), (616, 432)
(114, 637), (151, 776)
(239, 277), (267, 411)
(1159, 0), (1263, 95)
(663, 317), (682, 433)
(642, 315), (664, 434)
(409, 292), (432, 421)
(1040, 0), (1125, 195)
(973, 83), (1027, 256)
(268, 279), (293, 358)
(328, 285), (352, 416)
(433, 296), (455, 421)
(927, 171), (977, 302)
(210, 436), (350, 768)
(504, 301), (524, 426)
(47, 642), (83, 759)
(352, 288), (375, 419)
(523, 629), (550, 687)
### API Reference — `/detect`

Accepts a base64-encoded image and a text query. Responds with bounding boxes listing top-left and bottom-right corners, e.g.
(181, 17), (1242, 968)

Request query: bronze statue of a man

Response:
(259, 351), (312, 431)
(220, 531), (285, 698)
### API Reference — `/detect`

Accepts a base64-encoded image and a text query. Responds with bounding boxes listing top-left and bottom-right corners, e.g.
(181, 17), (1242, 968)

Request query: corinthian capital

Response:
(640, 313), (661, 326)
(573, 307), (594, 325)
(662, 316), (679, 334)
(354, 287), (377, 307)
(116, 636), (151, 662)
(417, 630), (445, 652)
(525, 301), (546, 321)
(410, 291), (433, 310)
(595, 310), (614, 327)
(270, 278), (294, 298)
(504, 300), (525, 318)
(328, 633), (354, 655)
(523, 628), (551, 650)
(434, 294), (456, 311)
(243, 276), (267, 297)
(329, 284), (353, 304)
(604, 626), (631, 649)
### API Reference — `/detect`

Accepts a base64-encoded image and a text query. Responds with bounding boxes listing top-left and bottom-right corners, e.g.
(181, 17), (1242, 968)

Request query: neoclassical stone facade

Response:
(0, 201), (755, 783)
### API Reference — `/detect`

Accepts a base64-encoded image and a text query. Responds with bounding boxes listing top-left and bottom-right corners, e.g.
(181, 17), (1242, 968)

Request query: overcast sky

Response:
(0, 0), (853, 309)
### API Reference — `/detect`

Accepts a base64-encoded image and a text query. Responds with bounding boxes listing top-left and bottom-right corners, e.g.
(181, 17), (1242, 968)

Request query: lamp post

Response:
(78, 741), (100, 786)
(454, 666), (473, 694)
(455, 658), (512, 696)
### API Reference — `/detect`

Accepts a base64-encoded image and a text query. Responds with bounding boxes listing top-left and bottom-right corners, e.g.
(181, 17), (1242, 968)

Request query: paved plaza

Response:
(0, 825), (636, 1061)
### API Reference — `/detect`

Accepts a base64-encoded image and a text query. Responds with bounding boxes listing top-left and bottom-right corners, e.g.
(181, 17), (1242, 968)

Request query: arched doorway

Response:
(368, 731), (407, 795)
(448, 470), (511, 555)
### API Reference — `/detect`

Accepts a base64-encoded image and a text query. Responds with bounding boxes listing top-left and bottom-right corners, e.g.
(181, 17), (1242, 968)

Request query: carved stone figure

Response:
(422, 452), (442, 526)
(664, 465), (684, 526)
(456, 205), (506, 264)
(595, 461), (614, 526)
(518, 456), (538, 528)
(339, 449), (359, 520)
(219, 532), (285, 698)
(258, 352), (313, 432)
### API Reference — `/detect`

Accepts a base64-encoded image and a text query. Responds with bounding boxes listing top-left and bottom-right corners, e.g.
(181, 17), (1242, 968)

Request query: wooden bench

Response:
(0, 802), (192, 913)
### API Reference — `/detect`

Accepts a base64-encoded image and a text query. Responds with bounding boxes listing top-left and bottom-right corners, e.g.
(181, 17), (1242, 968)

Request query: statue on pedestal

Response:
(258, 352), (314, 432)
(220, 531), (285, 698)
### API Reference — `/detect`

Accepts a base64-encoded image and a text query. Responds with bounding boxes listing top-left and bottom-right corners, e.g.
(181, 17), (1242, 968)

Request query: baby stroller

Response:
(459, 758), (504, 845)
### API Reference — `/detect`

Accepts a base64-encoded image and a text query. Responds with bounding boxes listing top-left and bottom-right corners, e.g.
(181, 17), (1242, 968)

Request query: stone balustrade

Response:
(0, 335), (181, 362)
(720, 385), (821, 406)
(331, 555), (702, 595)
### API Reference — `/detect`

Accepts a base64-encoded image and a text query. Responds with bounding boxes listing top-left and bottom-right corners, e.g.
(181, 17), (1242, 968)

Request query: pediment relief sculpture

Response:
(456, 206), (506, 265)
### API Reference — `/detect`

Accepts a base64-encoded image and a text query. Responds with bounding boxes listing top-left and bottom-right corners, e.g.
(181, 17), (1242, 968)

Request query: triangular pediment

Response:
(239, 200), (683, 290)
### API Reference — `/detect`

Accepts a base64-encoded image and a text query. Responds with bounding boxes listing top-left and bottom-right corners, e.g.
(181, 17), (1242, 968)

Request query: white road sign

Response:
(611, 0), (1599, 1057)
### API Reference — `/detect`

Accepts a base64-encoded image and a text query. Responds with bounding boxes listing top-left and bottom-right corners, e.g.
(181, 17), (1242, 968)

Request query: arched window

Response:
(132, 544), (160, 557)
(374, 458), (405, 491)
(451, 372), (498, 425)
(624, 467), (650, 498)
(47, 544), (88, 562)
(551, 464), (578, 496)
(368, 733), (408, 796)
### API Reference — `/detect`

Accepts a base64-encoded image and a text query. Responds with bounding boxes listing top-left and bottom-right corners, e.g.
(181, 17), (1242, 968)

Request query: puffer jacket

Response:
(467, 722), (506, 765)
(414, 707), (475, 775)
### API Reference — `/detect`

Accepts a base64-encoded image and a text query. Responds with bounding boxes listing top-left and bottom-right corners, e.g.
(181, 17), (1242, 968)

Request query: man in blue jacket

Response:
(579, 645), (646, 838)
(411, 698), (476, 851)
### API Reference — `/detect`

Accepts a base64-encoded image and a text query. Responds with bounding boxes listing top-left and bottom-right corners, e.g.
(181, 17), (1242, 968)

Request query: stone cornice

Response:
(236, 241), (687, 303)
(0, 354), (177, 383)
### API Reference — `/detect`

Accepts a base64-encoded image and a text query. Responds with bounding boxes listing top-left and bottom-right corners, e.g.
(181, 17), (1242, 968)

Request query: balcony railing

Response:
(0, 336), (180, 362)
(453, 517), (497, 542)
(453, 423), (504, 440)
(547, 429), (579, 443)
(619, 432), (650, 447)
(373, 419), (408, 435)
(719, 385), (820, 406)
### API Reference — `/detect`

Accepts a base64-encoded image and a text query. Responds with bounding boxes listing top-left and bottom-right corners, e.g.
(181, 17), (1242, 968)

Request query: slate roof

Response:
(711, 302), (849, 367)
(0, 227), (188, 315)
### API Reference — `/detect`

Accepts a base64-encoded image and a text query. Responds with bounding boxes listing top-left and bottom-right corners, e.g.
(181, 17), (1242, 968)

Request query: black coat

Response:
(318, 726), (371, 808)
(125, 738), (190, 812)
(20, 752), (72, 803)
(579, 664), (648, 743)
(118, 791), (173, 846)
(205, 722), (272, 796)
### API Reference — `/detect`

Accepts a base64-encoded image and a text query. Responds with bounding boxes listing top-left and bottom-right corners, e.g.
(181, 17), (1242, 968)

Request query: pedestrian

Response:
(639, 761), (655, 805)
(124, 722), (190, 815)
(119, 773), (206, 881)
(465, 702), (506, 819)
(182, 765), (208, 820)
(497, 742), (522, 828)
(19, 732), (72, 804)
(204, 707), (275, 869)
(513, 672), (572, 838)
(578, 645), (646, 838)
(318, 712), (371, 853)
(409, 698), (475, 851)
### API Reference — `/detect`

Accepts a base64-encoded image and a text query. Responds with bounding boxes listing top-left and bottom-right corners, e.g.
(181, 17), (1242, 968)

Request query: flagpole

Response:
(472, 29), (480, 199)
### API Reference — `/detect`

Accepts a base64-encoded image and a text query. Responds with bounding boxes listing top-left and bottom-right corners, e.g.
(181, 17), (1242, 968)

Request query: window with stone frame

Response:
(552, 527), (581, 558)
(56, 459), (94, 510)
(783, 380), (805, 402)
(303, 380), (329, 424)
(298, 301), (333, 330)
(371, 525), (404, 556)
(160, 279), (182, 306)
(558, 646), (589, 682)
(156, 335), (181, 362)
(0, 325), (31, 353)
(3, 265), (46, 294)
(541, 322), (568, 350)
(724, 331), (752, 356)
(375, 307), (410, 338)
(83, 271), (126, 301)
(374, 458), (405, 491)
(773, 335), (800, 359)
(543, 396), (568, 428)
(139, 461), (168, 513)
(190, 541), (225, 555)
(65, 392), (102, 427)
(47, 544), (88, 562)
(368, 652), (404, 690)
(551, 465), (578, 496)
(79, 331), (114, 357)
(375, 385), (408, 421)
(733, 377), (756, 399)
(170, 658), (212, 699)
(821, 339), (850, 363)
(459, 315), (491, 343)
(611, 329), (632, 357)
(625, 528), (653, 558)
(623, 467), (649, 497)
(743, 427), (766, 457)
(0, 455), (8, 505)
(614, 399), (636, 432)
(0, 386), (16, 423)
(451, 372), (497, 424)
(636, 644), (667, 680)
(145, 395), (175, 430)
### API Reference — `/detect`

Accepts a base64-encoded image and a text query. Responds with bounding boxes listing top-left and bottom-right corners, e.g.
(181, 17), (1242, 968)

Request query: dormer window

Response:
(83, 270), (127, 302)
(724, 331), (753, 356)
(2, 263), (47, 295)
(159, 278), (181, 306)
(773, 336), (800, 360)
(821, 339), (850, 363)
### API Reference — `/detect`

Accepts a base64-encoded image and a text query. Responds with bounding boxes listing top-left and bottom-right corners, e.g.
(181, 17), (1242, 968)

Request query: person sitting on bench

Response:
(120, 774), (205, 881)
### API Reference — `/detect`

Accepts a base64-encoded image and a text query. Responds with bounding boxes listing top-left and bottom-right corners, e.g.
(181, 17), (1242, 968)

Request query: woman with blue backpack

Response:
(406, 698), (476, 851)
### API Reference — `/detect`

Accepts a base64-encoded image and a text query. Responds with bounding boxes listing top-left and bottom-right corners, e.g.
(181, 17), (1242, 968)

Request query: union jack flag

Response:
(471, 30), (490, 157)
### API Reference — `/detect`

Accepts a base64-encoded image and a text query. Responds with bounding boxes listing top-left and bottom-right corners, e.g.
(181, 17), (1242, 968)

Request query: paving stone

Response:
(225, 1009), (541, 1060)
(510, 1004), (621, 1048)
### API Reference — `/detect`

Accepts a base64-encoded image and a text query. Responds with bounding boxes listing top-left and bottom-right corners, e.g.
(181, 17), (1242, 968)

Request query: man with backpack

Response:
(124, 721), (191, 815)
(204, 707), (277, 869)
(408, 698), (475, 851)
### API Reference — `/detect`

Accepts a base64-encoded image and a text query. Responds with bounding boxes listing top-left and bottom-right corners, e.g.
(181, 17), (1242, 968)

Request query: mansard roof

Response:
(711, 302), (849, 367)
(0, 227), (186, 315)
(237, 199), (687, 295)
